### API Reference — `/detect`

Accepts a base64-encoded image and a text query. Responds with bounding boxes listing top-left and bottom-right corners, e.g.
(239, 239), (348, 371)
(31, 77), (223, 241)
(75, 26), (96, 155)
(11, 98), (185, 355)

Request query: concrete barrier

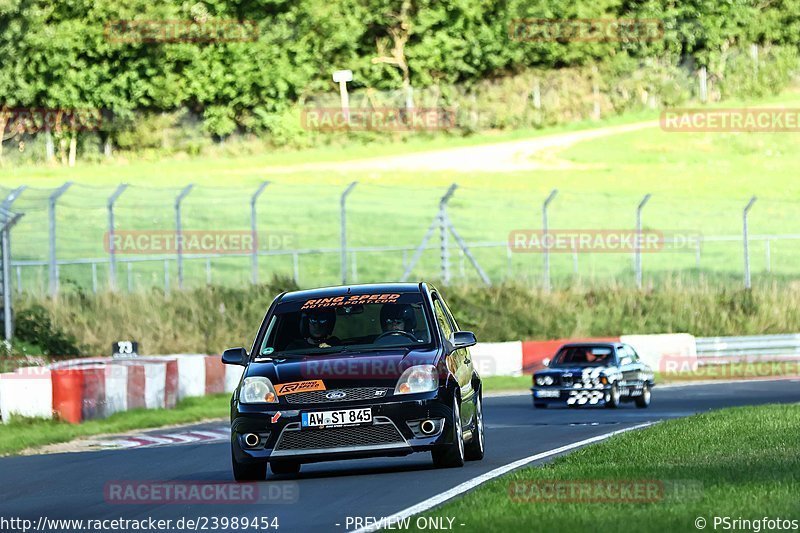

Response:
(0, 367), (53, 421)
(620, 333), (698, 372)
(470, 341), (523, 376)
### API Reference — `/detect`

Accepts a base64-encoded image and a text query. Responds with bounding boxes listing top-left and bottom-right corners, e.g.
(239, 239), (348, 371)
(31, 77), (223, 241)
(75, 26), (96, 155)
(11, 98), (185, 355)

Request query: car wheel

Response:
(604, 383), (620, 409)
(231, 447), (266, 482)
(533, 402), (547, 409)
(432, 393), (465, 468)
(269, 461), (301, 476)
(464, 394), (484, 461)
(635, 383), (651, 408)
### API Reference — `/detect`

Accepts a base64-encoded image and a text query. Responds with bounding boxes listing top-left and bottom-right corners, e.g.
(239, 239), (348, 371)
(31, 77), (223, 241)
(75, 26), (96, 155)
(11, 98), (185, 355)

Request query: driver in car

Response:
(288, 309), (340, 349)
(379, 304), (417, 336)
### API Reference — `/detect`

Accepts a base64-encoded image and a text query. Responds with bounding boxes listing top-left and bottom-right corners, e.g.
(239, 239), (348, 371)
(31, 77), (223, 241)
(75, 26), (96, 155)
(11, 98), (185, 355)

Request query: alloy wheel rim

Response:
(455, 401), (464, 459)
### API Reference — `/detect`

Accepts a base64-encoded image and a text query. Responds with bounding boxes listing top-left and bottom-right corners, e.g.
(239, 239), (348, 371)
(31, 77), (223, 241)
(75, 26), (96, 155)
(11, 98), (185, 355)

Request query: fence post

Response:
(48, 182), (72, 296)
(635, 193), (651, 288)
(743, 196), (757, 289)
(765, 240), (771, 273)
(107, 184), (128, 291)
(174, 184), (193, 290)
(1, 186), (25, 338)
(439, 184), (458, 284)
(542, 189), (558, 292)
(340, 182), (357, 285)
(250, 181), (269, 285)
(698, 66), (708, 103)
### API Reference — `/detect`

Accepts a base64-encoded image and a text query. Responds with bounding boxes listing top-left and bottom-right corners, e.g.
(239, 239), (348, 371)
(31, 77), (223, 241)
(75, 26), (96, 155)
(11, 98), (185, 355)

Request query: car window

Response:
(258, 292), (432, 356)
(432, 297), (454, 341)
(625, 345), (640, 362)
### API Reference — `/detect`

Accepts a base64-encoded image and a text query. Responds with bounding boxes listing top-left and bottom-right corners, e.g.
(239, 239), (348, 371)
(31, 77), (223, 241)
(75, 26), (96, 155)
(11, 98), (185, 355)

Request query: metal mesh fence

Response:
(0, 182), (798, 294)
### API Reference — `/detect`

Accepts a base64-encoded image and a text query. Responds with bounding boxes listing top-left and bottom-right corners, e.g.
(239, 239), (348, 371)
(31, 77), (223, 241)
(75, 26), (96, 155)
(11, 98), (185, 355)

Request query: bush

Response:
(14, 305), (84, 356)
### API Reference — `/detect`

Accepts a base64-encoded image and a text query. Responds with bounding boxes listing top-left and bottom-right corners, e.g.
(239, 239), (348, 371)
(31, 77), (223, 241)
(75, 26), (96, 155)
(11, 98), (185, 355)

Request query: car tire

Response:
(604, 383), (620, 409)
(432, 393), (465, 468)
(464, 394), (484, 461)
(269, 461), (301, 476)
(533, 402), (547, 409)
(231, 448), (267, 482)
(635, 383), (651, 408)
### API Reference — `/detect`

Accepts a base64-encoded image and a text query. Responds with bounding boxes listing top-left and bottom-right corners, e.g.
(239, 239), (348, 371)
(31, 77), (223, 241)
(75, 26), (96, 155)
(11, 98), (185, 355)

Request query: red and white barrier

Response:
(0, 332), (701, 424)
(522, 337), (619, 373)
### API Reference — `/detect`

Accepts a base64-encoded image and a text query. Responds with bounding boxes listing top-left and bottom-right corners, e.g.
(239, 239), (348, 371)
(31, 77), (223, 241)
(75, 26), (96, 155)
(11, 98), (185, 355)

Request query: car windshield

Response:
(259, 292), (432, 356)
(551, 346), (614, 367)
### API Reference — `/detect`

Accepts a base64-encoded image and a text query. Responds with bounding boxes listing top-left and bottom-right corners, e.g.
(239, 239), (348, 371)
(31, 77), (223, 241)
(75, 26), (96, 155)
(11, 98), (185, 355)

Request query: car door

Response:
(432, 292), (475, 426)
(616, 344), (642, 393)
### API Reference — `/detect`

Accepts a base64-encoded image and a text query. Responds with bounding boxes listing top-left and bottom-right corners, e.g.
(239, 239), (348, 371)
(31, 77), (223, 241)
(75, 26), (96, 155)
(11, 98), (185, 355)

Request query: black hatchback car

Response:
(531, 342), (654, 409)
(222, 282), (485, 480)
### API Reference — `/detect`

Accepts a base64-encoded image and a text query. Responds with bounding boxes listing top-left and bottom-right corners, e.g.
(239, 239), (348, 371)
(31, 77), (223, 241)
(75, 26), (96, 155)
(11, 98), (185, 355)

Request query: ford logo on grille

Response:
(325, 391), (347, 400)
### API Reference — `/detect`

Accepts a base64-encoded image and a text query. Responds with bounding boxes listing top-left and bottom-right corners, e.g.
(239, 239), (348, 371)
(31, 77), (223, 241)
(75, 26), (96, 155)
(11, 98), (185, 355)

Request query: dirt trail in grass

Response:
(264, 120), (658, 174)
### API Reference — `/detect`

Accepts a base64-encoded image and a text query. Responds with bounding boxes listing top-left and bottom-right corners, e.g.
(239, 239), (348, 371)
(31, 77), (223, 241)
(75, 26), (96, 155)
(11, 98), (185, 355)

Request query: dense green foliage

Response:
(17, 278), (800, 355)
(1, 0), (798, 158)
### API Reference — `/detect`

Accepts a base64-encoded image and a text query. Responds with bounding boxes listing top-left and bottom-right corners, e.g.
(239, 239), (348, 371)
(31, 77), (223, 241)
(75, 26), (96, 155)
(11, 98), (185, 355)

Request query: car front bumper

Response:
(531, 386), (611, 406)
(231, 392), (456, 465)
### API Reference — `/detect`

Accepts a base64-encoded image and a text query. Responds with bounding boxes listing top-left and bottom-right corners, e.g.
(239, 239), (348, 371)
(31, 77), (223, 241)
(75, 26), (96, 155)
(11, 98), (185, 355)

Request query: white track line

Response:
(352, 421), (656, 533)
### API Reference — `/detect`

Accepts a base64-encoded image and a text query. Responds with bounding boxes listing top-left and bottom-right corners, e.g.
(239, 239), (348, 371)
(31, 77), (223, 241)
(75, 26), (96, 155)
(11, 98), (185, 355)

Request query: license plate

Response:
(301, 407), (372, 428)
(535, 390), (560, 398)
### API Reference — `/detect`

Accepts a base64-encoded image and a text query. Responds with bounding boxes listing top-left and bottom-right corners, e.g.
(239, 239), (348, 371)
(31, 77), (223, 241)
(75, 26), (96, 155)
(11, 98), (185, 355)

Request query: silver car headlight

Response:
(394, 365), (438, 395)
(240, 376), (279, 404)
(535, 375), (554, 386)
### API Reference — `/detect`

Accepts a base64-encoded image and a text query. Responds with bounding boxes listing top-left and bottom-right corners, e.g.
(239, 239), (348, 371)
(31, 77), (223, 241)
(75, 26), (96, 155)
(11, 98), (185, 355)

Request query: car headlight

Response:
(394, 365), (438, 395)
(240, 376), (278, 404)
(535, 375), (554, 386)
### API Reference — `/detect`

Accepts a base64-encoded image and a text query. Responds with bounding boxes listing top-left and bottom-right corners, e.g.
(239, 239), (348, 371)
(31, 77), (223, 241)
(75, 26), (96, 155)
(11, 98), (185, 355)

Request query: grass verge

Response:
(414, 403), (800, 532)
(0, 393), (230, 457)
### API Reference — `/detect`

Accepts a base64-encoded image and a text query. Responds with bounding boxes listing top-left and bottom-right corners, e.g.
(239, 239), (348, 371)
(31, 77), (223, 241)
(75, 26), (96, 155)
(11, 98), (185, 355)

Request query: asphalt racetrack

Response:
(1, 379), (798, 532)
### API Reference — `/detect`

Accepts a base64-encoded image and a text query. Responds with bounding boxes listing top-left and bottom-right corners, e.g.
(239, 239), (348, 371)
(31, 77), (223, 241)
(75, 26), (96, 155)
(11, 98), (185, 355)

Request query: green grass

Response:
(414, 404), (800, 532)
(20, 279), (800, 355)
(0, 393), (230, 456)
(2, 91), (800, 292)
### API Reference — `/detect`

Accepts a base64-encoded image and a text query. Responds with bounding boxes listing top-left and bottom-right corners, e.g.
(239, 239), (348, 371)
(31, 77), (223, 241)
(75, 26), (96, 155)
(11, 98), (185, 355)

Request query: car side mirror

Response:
(452, 331), (477, 349)
(542, 358), (550, 367)
(222, 347), (248, 366)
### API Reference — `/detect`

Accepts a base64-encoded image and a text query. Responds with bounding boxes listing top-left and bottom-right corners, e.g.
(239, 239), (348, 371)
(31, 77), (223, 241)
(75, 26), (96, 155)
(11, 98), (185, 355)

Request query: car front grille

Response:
(273, 418), (406, 453)
(560, 375), (574, 387)
(283, 387), (390, 404)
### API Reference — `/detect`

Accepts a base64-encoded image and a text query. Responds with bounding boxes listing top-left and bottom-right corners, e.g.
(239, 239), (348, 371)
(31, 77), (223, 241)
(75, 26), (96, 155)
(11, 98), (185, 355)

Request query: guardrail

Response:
(696, 334), (800, 360)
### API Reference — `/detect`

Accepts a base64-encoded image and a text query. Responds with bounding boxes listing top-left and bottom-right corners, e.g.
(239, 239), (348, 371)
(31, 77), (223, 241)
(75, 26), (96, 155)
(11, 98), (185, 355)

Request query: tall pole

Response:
(743, 196), (757, 289)
(107, 184), (128, 291)
(250, 181), (269, 285)
(340, 182), (357, 285)
(1, 187), (25, 340)
(635, 193), (651, 288)
(439, 184), (458, 285)
(542, 189), (558, 292)
(48, 182), (73, 296)
(175, 184), (194, 290)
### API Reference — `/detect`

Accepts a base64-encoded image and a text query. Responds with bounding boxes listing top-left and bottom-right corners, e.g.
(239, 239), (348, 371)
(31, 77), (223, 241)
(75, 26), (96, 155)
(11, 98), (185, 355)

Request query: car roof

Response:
(279, 282), (424, 302)
(559, 342), (623, 349)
